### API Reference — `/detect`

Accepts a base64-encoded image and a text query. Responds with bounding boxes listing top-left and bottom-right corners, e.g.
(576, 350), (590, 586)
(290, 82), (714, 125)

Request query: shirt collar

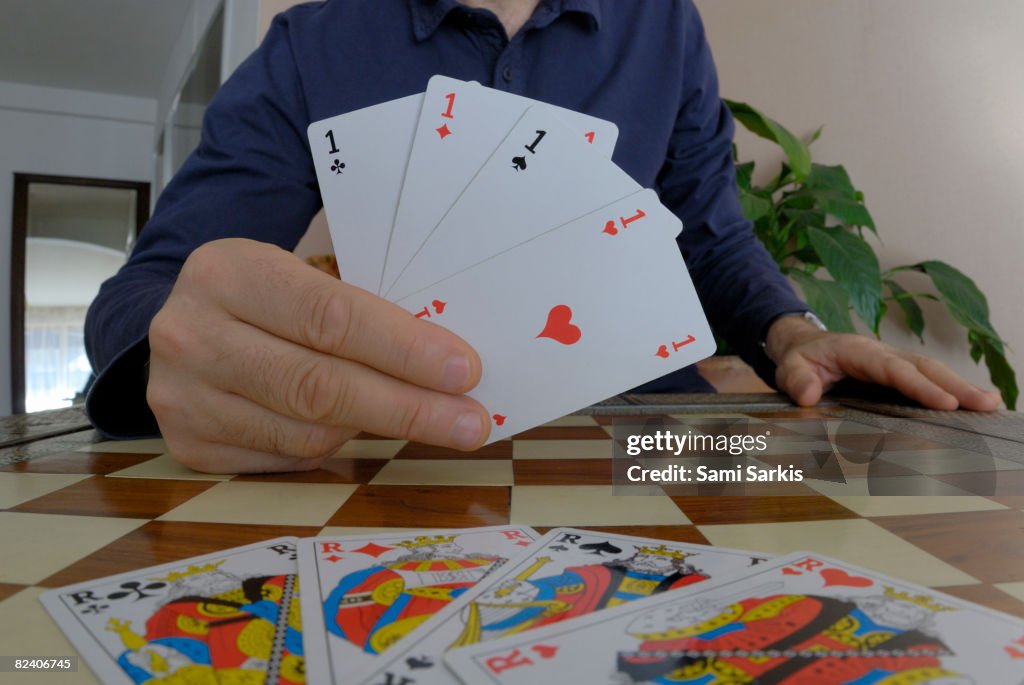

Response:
(409, 0), (601, 42)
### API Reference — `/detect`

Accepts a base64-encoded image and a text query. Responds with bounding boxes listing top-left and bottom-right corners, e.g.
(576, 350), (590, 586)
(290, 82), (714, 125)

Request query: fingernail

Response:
(442, 355), (471, 391)
(451, 412), (483, 450)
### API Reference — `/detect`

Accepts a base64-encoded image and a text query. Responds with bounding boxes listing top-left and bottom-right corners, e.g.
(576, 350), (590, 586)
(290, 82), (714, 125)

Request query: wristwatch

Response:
(759, 311), (828, 350)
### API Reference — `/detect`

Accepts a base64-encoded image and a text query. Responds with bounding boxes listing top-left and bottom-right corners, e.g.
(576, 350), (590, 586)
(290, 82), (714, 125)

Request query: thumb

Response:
(776, 355), (824, 407)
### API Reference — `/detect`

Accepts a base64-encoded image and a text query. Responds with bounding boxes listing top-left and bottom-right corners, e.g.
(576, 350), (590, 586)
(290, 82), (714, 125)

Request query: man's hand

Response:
(765, 315), (1002, 411)
(147, 239), (490, 474)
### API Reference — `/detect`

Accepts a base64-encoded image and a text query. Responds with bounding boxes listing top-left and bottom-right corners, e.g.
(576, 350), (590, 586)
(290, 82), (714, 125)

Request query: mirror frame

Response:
(10, 173), (150, 414)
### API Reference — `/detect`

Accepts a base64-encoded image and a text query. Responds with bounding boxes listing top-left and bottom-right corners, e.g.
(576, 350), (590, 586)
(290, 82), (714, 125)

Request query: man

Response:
(85, 0), (1000, 474)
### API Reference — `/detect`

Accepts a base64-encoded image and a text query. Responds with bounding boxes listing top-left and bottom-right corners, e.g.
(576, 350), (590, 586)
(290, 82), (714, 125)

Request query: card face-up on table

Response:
(387, 103), (638, 300)
(297, 525), (539, 684)
(39, 538), (303, 685)
(358, 527), (772, 685)
(397, 189), (715, 443)
(308, 93), (423, 293)
(446, 552), (1024, 684)
(381, 75), (619, 296)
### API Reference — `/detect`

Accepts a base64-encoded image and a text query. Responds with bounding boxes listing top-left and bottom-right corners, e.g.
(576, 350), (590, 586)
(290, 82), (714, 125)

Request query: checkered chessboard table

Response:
(2, 400), (1024, 684)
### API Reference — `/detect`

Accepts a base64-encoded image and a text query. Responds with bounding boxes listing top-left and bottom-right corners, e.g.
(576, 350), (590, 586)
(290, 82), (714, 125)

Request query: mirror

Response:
(11, 176), (149, 413)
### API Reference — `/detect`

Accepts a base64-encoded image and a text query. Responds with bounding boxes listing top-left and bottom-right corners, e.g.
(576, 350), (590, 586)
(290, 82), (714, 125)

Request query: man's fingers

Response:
(912, 355), (1002, 411)
(163, 436), (336, 475)
(839, 341), (958, 410)
(203, 319), (491, 450)
(776, 355), (824, 407)
(188, 240), (480, 394)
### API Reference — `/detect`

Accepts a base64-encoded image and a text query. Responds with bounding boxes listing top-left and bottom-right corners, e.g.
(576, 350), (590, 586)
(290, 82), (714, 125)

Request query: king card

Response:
(298, 526), (539, 684)
(397, 189), (715, 443)
(447, 552), (1024, 684)
(381, 76), (619, 296)
(358, 528), (770, 685)
(308, 93), (423, 293)
(39, 538), (303, 685)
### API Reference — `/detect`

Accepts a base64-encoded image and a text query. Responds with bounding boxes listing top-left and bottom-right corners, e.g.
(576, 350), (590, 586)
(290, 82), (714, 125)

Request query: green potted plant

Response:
(721, 100), (1017, 409)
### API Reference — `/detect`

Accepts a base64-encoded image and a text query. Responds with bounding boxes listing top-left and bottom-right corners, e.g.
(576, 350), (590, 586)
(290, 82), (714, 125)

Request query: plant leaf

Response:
(885, 279), (924, 342)
(789, 270), (856, 333)
(805, 164), (857, 197)
(725, 99), (812, 181)
(735, 161), (754, 191)
(973, 334), (1019, 410)
(919, 261), (1002, 343)
(738, 187), (772, 222)
(807, 226), (883, 333)
(968, 330), (984, 364)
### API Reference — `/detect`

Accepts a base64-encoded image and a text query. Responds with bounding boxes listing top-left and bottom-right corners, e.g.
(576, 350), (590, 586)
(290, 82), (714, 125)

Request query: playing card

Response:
(381, 76), (619, 297)
(308, 93), (423, 293)
(298, 525), (539, 684)
(39, 538), (303, 685)
(396, 189), (715, 442)
(358, 527), (770, 685)
(447, 552), (1024, 684)
(387, 102), (637, 300)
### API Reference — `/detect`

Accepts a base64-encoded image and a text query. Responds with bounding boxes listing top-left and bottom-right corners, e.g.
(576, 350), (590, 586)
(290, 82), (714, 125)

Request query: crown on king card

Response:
(155, 560), (226, 582)
(635, 544), (690, 560)
(883, 586), (955, 613)
(396, 534), (458, 549)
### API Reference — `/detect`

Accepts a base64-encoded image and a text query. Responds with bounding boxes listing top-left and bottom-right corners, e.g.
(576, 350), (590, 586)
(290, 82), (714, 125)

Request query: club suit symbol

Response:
(537, 305), (581, 345)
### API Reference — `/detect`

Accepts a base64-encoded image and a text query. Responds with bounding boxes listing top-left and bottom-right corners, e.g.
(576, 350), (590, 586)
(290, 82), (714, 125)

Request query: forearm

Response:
(681, 221), (808, 384)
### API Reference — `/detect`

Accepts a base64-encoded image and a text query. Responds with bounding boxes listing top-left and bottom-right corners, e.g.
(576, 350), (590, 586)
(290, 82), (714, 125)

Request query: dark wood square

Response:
(933, 470), (1024, 497)
(233, 458), (386, 484)
(938, 583), (1024, 619)
(671, 495), (859, 526)
(10, 476), (217, 519)
(325, 485), (509, 527)
(394, 440), (512, 459)
(512, 426), (609, 440)
(514, 459), (613, 485)
(0, 451), (159, 474)
(872, 509), (1024, 584)
(0, 582), (28, 601)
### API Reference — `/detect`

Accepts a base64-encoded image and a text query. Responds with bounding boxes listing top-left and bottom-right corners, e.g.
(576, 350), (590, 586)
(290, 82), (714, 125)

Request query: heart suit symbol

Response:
(531, 644), (558, 659)
(432, 299), (446, 314)
(537, 305), (581, 345)
(493, 414), (507, 426)
(820, 568), (873, 588)
(603, 220), (618, 236)
(655, 345), (670, 359)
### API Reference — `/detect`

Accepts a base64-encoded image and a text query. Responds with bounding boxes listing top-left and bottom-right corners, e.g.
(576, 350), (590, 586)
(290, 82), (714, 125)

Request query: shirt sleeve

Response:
(657, 0), (811, 388)
(84, 14), (322, 438)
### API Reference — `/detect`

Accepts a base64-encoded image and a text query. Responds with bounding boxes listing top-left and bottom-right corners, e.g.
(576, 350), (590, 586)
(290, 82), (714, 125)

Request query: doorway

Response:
(10, 174), (150, 414)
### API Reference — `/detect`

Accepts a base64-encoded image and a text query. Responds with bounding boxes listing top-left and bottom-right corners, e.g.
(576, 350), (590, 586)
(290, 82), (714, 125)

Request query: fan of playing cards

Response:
(307, 75), (716, 442)
(40, 526), (1024, 684)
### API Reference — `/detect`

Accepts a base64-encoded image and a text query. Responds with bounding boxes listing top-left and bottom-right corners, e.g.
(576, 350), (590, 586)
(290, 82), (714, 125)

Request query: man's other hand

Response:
(765, 315), (1002, 411)
(147, 239), (490, 473)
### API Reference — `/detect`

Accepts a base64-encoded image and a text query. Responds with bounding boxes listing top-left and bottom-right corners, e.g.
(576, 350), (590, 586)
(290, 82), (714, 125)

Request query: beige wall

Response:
(695, 0), (1023, 393)
(259, 0), (1023, 395)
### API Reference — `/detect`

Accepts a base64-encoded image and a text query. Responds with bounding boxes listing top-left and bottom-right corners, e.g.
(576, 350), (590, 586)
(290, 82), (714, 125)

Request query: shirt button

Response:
(502, 65), (513, 81)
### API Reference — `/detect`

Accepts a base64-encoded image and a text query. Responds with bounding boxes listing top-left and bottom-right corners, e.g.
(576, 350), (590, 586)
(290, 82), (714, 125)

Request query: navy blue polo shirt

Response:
(84, 0), (808, 437)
